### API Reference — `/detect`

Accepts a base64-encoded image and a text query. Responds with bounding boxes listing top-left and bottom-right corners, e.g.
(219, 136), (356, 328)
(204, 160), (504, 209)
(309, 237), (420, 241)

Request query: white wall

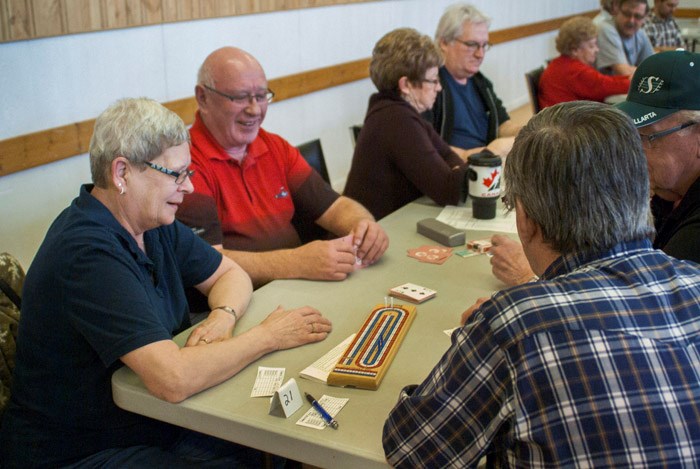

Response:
(0, 0), (602, 267)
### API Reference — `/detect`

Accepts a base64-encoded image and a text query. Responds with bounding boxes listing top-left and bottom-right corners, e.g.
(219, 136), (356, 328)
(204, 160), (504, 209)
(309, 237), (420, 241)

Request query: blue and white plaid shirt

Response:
(383, 239), (700, 467)
(644, 12), (683, 48)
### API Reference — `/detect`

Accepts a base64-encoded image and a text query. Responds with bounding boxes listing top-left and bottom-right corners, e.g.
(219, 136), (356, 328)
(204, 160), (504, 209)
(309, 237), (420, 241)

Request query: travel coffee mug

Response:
(467, 152), (502, 220)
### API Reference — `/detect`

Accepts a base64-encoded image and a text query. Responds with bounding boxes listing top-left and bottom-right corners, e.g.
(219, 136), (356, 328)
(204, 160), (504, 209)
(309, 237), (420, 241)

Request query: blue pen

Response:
(305, 392), (339, 429)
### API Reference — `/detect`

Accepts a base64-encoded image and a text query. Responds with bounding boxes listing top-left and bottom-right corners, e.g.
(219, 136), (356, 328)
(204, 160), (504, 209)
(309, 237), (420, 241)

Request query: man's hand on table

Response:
(351, 219), (389, 265)
(461, 297), (489, 325)
(296, 238), (358, 281)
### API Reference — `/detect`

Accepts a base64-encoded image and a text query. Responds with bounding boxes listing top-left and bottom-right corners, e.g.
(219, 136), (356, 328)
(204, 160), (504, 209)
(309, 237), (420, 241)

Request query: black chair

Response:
(294, 139), (332, 243)
(524, 66), (545, 114)
(350, 125), (362, 146)
(297, 139), (330, 184)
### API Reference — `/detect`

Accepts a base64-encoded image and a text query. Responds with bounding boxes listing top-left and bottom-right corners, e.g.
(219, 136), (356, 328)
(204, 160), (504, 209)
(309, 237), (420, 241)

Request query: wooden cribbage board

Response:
(327, 303), (416, 390)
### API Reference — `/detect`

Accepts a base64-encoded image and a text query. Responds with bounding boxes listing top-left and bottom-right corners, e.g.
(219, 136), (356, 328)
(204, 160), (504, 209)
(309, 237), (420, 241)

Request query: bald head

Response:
(197, 47), (265, 88)
(194, 47), (270, 154)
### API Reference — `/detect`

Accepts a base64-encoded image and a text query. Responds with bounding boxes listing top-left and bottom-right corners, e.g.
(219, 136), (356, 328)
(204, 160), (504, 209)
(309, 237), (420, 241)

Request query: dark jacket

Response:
(343, 91), (467, 220)
(652, 175), (700, 264)
(423, 67), (510, 145)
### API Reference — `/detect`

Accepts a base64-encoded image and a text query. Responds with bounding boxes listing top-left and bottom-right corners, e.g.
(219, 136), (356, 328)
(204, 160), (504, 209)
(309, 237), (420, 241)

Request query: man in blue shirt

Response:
(383, 101), (700, 467)
(425, 3), (519, 160)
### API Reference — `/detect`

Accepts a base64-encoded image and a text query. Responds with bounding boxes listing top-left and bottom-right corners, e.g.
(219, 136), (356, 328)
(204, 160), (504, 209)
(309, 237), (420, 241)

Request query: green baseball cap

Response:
(616, 50), (700, 127)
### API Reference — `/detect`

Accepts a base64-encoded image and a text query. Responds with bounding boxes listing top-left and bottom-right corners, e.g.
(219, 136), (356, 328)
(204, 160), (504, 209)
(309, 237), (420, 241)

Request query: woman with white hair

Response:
(0, 97), (331, 466)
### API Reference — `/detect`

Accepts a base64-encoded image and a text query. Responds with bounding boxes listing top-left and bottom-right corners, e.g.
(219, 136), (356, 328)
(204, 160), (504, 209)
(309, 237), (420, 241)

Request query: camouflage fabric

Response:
(0, 253), (24, 418)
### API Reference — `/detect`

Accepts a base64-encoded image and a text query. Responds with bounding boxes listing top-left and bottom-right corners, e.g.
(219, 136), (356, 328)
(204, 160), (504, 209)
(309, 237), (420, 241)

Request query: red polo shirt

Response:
(180, 113), (338, 252)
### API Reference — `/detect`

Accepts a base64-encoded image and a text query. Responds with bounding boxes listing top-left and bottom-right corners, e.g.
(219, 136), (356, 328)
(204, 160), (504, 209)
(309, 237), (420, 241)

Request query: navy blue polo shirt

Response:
(0, 184), (222, 466)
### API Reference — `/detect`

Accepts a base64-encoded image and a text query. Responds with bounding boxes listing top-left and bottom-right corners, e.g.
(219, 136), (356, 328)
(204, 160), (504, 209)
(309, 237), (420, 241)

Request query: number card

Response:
(388, 283), (436, 303)
(269, 378), (303, 418)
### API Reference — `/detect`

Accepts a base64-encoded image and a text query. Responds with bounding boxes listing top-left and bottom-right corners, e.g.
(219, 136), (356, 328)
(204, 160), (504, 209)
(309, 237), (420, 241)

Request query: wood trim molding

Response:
(676, 8), (700, 18)
(1, 10), (604, 177)
(0, 0), (377, 43)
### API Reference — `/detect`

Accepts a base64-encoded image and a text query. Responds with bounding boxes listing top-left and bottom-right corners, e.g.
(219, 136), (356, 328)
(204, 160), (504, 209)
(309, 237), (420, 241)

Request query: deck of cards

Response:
(455, 238), (493, 258)
(466, 238), (492, 254)
(406, 245), (453, 265)
(388, 283), (436, 303)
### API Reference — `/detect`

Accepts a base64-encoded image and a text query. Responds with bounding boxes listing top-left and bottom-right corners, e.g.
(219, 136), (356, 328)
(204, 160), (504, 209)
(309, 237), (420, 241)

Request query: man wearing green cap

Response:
(487, 50), (700, 288)
(616, 49), (700, 264)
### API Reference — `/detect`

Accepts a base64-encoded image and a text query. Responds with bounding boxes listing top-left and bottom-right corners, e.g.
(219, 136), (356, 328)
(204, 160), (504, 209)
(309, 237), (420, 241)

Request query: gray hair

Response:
(435, 3), (491, 43)
(619, 0), (649, 11)
(504, 101), (654, 255)
(197, 61), (214, 88)
(89, 97), (189, 188)
(601, 0), (619, 13)
(678, 110), (700, 123)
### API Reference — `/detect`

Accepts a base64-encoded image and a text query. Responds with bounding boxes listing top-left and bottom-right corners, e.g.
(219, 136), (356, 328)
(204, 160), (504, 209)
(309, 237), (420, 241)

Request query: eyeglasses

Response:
(203, 85), (274, 105)
(639, 121), (697, 147)
(422, 78), (440, 87)
(454, 39), (492, 52)
(619, 9), (646, 21)
(145, 161), (195, 185)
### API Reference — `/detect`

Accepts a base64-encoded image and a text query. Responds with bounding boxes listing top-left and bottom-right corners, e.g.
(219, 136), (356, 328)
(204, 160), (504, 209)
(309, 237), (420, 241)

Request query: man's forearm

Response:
(316, 196), (375, 235)
(498, 119), (520, 138)
(221, 248), (300, 288)
(610, 63), (636, 76)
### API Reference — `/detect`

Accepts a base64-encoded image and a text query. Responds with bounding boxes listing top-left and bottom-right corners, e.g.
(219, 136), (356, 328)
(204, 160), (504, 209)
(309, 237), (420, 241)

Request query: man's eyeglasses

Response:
(454, 39), (492, 52)
(639, 121), (697, 147)
(422, 78), (440, 87)
(619, 9), (646, 21)
(203, 85), (275, 105)
(145, 161), (195, 185)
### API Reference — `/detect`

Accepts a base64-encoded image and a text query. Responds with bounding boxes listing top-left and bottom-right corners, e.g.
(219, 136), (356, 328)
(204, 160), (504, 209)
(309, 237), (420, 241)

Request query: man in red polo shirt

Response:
(177, 47), (389, 287)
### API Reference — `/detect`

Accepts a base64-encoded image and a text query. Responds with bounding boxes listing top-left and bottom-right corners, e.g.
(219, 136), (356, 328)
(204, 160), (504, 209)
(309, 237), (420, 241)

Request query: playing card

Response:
(407, 245), (453, 264)
(388, 283), (437, 303)
(339, 234), (364, 269)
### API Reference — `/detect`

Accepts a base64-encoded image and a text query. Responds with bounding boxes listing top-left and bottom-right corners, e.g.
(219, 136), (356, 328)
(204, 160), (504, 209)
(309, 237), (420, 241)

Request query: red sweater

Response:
(538, 55), (630, 109)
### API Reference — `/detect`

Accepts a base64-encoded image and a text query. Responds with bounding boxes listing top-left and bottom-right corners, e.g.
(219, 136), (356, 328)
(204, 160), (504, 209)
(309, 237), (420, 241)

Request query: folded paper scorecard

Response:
(327, 303), (416, 390)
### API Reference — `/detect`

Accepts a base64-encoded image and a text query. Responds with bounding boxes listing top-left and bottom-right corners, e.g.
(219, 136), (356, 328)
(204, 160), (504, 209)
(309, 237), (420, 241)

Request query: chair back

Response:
(350, 125), (362, 146)
(524, 66), (545, 114)
(297, 139), (330, 184)
(0, 253), (24, 418)
(294, 139), (332, 243)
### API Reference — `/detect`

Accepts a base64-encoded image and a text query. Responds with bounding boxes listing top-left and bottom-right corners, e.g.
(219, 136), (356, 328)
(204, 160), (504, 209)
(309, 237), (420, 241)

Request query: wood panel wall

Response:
(0, 0), (376, 43)
(3, 8), (700, 177)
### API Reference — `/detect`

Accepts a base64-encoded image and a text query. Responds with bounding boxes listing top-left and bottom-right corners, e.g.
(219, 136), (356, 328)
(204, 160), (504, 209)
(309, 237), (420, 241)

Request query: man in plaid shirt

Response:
(382, 101), (700, 467)
(644, 0), (683, 50)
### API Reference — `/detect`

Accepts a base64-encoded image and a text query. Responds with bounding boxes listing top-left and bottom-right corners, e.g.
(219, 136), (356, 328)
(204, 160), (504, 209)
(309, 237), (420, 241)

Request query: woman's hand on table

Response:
(185, 308), (237, 346)
(259, 305), (332, 350)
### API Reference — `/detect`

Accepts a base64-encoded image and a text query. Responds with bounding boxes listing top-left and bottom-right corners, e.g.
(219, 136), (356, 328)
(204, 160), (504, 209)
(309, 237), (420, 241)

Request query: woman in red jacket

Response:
(539, 16), (630, 109)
